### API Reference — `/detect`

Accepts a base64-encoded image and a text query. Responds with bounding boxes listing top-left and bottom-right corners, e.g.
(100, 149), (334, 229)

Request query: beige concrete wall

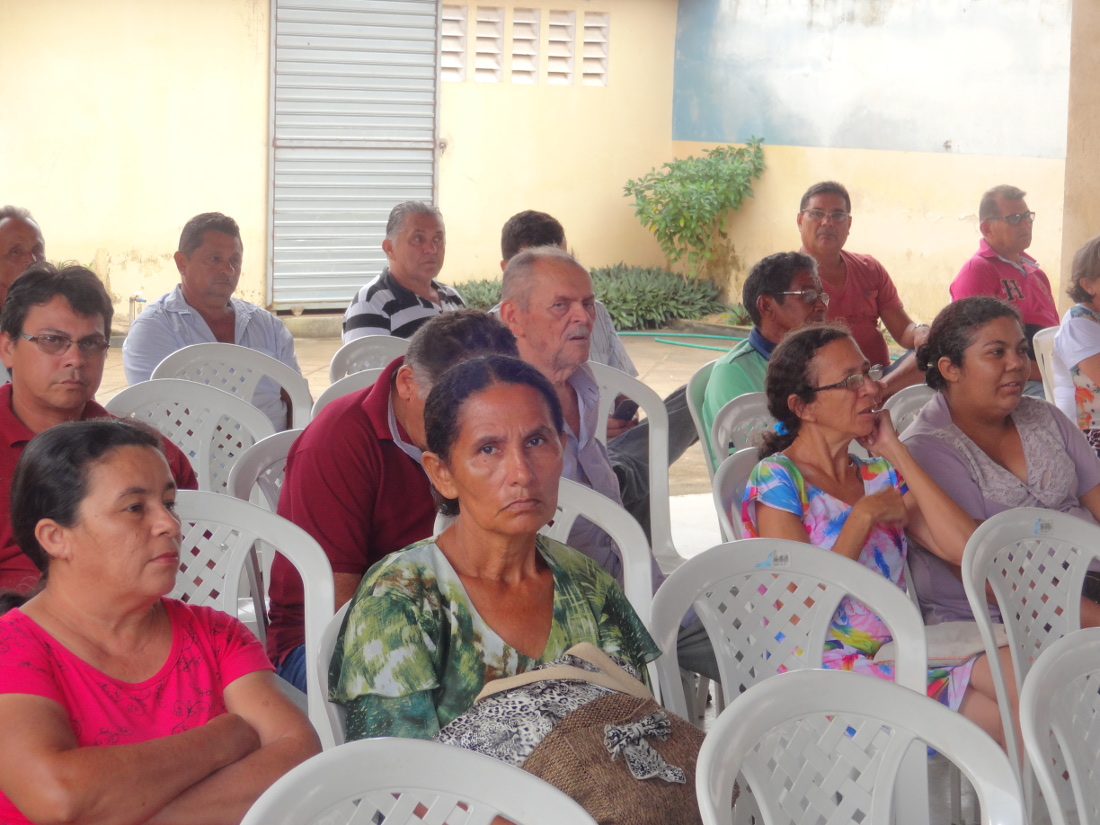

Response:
(0, 0), (270, 320)
(437, 0), (675, 282)
(1061, 0), (1100, 301)
(672, 142), (1066, 321)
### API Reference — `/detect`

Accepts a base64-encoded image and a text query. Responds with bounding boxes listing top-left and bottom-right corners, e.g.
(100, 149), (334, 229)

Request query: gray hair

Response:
(385, 201), (444, 241)
(501, 245), (587, 311)
(0, 206), (34, 224)
(979, 185), (1027, 222)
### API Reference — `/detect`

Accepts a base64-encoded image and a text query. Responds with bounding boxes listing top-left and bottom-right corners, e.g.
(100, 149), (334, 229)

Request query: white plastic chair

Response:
(173, 491), (337, 749)
(151, 342), (313, 430)
(540, 477), (656, 630)
(709, 392), (773, 468)
(961, 507), (1100, 814)
(711, 447), (758, 541)
(328, 335), (408, 381)
(316, 601), (351, 747)
(588, 362), (678, 572)
(1033, 326), (1058, 394)
(883, 383), (936, 436)
(311, 367), (384, 419)
(227, 429), (303, 511)
(687, 359), (719, 477)
(106, 379), (276, 493)
(697, 669), (1025, 825)
(240, 737), (598, 825)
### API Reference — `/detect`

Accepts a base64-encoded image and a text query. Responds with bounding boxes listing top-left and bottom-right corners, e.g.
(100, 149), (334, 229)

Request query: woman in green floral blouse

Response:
(329, 355), (659, 740)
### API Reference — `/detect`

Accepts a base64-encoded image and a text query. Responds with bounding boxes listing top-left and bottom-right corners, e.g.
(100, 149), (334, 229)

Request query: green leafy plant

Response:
(623, 139), (766, 288)
(590, 264), (724, 330)
(456, 278), (502, 311)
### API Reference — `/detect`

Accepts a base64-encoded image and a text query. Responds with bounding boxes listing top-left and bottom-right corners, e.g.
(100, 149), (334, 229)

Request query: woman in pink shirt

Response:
(0, 419), (320, 825)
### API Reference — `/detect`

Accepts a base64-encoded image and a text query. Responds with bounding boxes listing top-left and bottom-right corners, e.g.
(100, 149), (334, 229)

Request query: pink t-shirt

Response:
(950, 239), (1059, 328)
(0, 599), (271, 824)
(823, 251), (904, 367)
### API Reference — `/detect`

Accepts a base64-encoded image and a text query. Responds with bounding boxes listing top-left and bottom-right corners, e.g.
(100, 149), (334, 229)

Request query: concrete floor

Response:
(100, 327), (739, 559)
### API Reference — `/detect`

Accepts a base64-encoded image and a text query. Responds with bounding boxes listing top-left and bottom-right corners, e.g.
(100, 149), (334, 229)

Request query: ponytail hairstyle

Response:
(916, 297), (1021, 391)
(759, 323), (853, 458)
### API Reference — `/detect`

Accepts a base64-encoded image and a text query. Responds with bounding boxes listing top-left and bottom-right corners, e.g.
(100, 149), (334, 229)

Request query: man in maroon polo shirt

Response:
(266, 309), (519, 691)
(0, 262), (198, 594)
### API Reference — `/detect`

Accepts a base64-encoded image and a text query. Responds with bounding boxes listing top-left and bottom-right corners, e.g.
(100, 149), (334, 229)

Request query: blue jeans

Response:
(276, 643), (308, 693)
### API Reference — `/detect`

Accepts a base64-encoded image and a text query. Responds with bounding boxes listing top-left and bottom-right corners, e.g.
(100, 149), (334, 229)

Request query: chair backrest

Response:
(649, 537), (927, 720)
(328, 335), (408, 382)
(697, 670), (1024, 825)
(686, 360), (718, 479)
(1020, 627), (1100, 825)
(240, 737), (598, 825)
(1033, 326), (1058, 393)
(106, 379), (276, 493)
(711, 447), (759, 542)
(311, 368), (384, 419)
(316, 601), (351, 747)
(151, 342), (313, 430)
(961, 507), (1100, 785)
(539, 477), (656, 629)
(709, 392), (773, 469)
(587, 362), (678, 572)
(883, 383), (936, 436)
(172, 491), (337, 749)
(227, 429), (303, 511)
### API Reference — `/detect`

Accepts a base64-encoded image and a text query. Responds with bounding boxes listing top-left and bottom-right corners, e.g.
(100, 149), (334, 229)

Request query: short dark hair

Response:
(916, 297), (1022, 391)
(760, 323), (853, 457)
(424, 355), (564, 517)
(405, 308), (519, 390)
(386, 201), (444, 241)
(978, 185), (1027, 222)
(1, 261), (114, 339)
(743, 252), (818, 326)
(1069, 234), (1100, 304)
(501, 211), (566, 261)
(178, 212), (241, 256)
(799, 181), (851, 213)
(11, 419), (164, 578)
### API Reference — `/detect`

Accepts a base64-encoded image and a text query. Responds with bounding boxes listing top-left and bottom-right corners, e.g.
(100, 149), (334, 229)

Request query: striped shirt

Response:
(342, 268), (465, 342)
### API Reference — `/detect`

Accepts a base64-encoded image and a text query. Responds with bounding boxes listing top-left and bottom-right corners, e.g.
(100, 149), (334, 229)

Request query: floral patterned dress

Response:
(741, 453), (974, 710)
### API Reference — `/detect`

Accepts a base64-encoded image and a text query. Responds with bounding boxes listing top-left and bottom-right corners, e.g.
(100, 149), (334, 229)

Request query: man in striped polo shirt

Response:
(342, 201), (465, 342)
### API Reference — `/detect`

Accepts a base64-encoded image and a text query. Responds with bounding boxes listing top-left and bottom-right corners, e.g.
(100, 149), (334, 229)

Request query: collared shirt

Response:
(342, 268), (465, 343)
(950, 239), (1059, 328)
(122, 285), (302, 431)
(702, 333), (770, 439)
(560, 363), (625, 580)
(0, 383), (199, 593)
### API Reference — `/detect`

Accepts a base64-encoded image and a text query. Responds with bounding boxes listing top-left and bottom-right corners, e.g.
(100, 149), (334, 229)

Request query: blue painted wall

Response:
(673, 0), (1070, 158)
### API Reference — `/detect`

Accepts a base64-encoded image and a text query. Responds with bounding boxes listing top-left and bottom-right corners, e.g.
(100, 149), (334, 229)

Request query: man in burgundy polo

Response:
(266, 309), (519, 691)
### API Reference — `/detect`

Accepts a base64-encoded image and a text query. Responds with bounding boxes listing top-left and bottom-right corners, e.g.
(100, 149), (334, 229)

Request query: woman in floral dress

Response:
(741, 323), (1012, 749)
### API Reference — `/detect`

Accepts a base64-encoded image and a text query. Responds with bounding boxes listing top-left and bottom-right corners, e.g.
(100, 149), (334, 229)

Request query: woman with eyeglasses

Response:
(740, 323), (1012, 748)
(902, 297), (1100, 626)
(1053, 235), (1100, 456)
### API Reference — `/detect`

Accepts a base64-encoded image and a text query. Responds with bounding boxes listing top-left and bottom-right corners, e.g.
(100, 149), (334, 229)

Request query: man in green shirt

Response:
(702, 252), (827, 441)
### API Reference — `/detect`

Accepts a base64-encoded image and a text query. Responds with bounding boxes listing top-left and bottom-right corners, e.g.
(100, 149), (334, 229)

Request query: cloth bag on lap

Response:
(434, 643), (707, 825)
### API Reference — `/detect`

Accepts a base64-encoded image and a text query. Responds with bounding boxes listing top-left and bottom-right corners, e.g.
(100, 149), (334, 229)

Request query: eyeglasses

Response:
(812, 365), (884, 392)
(19, 332), (110, 356)
(801, 209), (851, 223)
(990, 211), (1035, 226)
(767, 288), (830, 306)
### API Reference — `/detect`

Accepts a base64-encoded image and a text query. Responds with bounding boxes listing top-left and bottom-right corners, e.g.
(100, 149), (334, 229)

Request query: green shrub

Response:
(457, 278), (502, 311)
(455, 265), (723, 331)
(591, 264), (724, 330)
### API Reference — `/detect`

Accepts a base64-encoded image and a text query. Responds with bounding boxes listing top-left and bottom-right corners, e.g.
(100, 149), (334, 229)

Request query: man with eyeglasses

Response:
(950, 185), (1058, 397)
(0, 206), (45, 305)
(702, 251), (827, 440)
(797, 181), (928, 397)
(0, 262), (198, 593)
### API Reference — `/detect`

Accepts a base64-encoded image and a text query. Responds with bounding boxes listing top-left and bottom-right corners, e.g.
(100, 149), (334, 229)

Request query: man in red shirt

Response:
(0, 262), (198, 593)
(950, 184), (1058, 397)
(797, 181), (929, 397)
